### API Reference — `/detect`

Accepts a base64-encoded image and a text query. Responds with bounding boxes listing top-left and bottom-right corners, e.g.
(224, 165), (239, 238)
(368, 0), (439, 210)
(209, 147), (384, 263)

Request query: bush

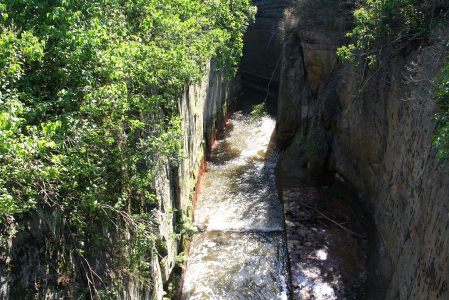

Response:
(250, 102), (267, 118)
(0, 0), (255, 296)
(337, 0), (448, 68)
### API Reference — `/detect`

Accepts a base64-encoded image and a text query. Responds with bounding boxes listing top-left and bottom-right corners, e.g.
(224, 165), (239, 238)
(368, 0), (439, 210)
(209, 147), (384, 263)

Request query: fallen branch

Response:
(296, 201), (366, 239)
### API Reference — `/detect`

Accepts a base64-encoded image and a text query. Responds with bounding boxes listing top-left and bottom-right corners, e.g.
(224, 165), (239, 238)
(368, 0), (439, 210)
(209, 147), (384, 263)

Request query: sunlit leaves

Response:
(0, 0), (255, 218)
(336, 0), (437, 68)
(0, 0), (254, 292)
(432, 58), (449, 162)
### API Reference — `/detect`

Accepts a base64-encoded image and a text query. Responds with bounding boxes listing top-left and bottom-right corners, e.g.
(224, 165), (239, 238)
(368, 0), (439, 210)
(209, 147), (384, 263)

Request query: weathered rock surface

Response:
(240, 0), (293, 87)
(276, 1), (449, 299)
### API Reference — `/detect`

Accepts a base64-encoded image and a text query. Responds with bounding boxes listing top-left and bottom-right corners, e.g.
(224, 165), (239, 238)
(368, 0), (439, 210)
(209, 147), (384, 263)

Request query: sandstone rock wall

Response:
(276, 1), (449, 299)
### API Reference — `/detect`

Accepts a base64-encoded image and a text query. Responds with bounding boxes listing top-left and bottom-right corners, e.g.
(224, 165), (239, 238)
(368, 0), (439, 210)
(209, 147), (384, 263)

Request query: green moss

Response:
(297, 127), (331, 158)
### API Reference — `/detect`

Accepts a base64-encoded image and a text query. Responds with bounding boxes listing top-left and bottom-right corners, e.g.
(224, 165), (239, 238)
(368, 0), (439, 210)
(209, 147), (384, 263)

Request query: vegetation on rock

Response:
(432, 55), (449, 162)
(250, 102), (267, 118)
(336, 0), (449, 162)
(0, 0), (255, 297)
(295, 127), (330, 158)
(337, 0), (447, 68)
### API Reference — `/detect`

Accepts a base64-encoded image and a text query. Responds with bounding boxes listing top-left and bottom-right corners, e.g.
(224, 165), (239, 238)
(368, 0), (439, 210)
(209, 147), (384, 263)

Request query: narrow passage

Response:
(181, 97), (290, 299)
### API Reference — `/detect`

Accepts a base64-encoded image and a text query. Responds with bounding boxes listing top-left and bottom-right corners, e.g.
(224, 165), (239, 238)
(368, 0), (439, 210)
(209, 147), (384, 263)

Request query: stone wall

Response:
(275, 1), (449, 299)
(240, 0), (293, 87)
(154, 61), (240, 299)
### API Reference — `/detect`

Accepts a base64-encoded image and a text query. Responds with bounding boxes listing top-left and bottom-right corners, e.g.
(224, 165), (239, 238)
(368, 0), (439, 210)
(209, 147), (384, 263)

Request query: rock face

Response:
(0, 61), (239, 300)
(240, 0), (293, 87)
(157, 61), (240, 298)
(145, 61), (240, 300)
(276, 1), (449, 299)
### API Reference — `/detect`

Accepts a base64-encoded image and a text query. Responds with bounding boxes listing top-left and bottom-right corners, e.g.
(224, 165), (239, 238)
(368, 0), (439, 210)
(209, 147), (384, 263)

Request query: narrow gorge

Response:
(269, 0), (449, 299)
(242, 0), (449, 299)
(1, 0), (448, 299)
(180, 93), (289, 299)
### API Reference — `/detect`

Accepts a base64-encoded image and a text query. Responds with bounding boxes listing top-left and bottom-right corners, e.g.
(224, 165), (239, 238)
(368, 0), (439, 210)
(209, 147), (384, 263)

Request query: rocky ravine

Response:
(275, 1), (449, 299)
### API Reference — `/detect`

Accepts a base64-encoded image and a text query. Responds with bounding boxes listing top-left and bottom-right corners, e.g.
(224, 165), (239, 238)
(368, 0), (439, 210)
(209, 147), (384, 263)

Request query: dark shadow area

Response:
(321, 181), (392, 300)
(240, 0), (294, 88)
(283, 187), (368, 299)
(240, 81), (278, 118)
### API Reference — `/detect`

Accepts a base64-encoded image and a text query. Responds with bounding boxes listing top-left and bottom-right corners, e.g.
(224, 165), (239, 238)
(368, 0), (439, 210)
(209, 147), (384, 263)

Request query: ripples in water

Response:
(194, 113), (283, 231)
(181, 110), (290, 299)
(181, 231), (290, 300)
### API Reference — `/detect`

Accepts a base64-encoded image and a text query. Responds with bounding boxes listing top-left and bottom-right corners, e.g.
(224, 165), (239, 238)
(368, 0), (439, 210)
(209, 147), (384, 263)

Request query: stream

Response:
(179, 88), (368, 300)
(180, 98), (291, 299)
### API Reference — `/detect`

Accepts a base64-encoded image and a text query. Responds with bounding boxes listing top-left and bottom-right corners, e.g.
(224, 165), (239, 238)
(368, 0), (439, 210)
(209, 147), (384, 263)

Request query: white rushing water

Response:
(181, 111), (290, 299)
(194, 113), (284, 231)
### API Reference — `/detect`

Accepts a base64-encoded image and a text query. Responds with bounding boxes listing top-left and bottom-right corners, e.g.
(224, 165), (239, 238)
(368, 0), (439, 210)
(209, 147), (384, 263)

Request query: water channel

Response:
(180, 95), (291, 299)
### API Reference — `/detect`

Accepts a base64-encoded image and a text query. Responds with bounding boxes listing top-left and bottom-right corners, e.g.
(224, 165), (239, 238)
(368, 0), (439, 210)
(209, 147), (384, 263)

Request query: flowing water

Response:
(181, 104), (291, 299)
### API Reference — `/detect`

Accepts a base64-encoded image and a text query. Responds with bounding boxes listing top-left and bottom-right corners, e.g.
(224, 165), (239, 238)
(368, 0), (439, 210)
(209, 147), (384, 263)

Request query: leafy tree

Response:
(0, 0), (255, 296)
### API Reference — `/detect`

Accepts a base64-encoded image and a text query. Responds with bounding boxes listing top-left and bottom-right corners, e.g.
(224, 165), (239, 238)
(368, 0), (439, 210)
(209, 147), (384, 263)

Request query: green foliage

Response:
(176, 251), (188, 266)
(174, 209), (198, 237)
(296, 127), (330, 157)
(250, 102), (267, 118)
(0, 0), (255, 296)
(432, 58), (449, 162)
(179, 219), (199, 237)
(337, 0), (449, 164)
(336, 44), (358, 65)
(337, 0), (448, 68)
